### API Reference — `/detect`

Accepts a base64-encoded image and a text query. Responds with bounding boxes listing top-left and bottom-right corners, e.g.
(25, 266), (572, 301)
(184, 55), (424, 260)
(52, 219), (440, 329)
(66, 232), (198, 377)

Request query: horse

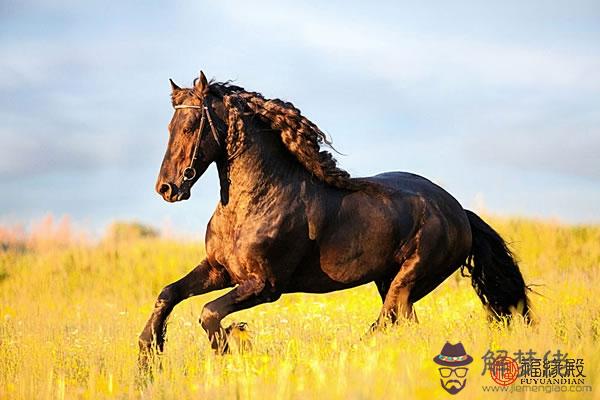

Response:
(138, 71), (530, 360)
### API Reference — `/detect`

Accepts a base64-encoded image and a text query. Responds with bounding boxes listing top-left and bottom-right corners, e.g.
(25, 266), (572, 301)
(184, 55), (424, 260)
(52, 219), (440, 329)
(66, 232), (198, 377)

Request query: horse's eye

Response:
(183, 127), (192, 134)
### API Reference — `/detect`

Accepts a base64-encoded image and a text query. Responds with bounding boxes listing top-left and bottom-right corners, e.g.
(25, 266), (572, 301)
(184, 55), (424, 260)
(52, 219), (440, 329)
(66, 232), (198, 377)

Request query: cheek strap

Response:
(173, 101), (222, 186)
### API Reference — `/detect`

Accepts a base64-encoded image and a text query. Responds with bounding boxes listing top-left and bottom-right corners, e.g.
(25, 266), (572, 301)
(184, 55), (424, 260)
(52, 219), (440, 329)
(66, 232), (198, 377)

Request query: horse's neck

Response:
(222, 130), (310, 206)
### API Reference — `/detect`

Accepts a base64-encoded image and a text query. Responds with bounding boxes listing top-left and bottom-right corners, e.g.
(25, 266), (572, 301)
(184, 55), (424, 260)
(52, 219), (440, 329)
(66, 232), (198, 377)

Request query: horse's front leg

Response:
(199, 275), (280, 353)
(138, 259), (231, 361)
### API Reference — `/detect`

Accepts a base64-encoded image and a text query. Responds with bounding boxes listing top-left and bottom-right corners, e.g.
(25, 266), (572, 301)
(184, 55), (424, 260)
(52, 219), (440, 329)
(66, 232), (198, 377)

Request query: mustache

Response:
(443, 379), (465, 388)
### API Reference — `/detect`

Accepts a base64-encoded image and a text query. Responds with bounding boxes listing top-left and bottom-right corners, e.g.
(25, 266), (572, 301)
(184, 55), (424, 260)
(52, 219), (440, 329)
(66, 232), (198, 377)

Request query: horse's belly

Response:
(285, 224), (399, 293)
(318, 245), (393, 284)
(285, 249), (391, 293)
(316, 197), (403, 284)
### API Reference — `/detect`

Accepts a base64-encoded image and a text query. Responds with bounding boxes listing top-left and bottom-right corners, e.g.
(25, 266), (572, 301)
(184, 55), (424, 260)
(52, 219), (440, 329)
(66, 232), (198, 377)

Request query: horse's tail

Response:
(463, 210), (530, 323)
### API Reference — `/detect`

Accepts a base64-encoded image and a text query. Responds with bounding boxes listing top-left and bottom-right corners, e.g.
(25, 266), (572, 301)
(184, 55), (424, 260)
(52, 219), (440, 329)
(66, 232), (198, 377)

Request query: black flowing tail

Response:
(463, 210), (530, 322)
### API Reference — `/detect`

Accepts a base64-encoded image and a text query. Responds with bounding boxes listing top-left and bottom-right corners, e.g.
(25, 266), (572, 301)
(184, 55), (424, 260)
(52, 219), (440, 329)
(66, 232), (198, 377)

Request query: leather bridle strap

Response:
(173, 103), (221, 146)
(173, 100), (222, 185)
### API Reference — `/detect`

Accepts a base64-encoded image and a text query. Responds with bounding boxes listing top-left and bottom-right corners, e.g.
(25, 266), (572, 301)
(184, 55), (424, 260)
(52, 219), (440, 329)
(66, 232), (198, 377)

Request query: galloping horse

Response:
(139, 71), (529, 358)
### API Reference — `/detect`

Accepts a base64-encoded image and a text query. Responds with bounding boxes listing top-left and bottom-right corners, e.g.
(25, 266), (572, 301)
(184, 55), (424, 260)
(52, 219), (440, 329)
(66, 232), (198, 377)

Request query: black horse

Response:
(139, 71), (529, 358)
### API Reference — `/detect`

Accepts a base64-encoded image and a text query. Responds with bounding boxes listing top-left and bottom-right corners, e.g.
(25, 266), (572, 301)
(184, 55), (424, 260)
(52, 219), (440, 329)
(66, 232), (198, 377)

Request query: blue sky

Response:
(1, 1), (599, 235)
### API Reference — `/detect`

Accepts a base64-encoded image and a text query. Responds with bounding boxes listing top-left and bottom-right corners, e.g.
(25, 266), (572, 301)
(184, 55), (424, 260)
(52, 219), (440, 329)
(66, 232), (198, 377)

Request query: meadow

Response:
(0, 215), (598, 399)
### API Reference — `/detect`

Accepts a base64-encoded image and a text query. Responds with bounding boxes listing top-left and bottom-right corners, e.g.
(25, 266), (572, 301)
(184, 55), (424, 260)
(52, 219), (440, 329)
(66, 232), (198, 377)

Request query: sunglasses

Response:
(439, 367), (469, 378)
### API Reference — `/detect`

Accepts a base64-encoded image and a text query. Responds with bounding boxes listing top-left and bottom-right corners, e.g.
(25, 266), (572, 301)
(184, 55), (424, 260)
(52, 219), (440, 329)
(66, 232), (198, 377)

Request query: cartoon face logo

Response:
(433, 342), (473, 395)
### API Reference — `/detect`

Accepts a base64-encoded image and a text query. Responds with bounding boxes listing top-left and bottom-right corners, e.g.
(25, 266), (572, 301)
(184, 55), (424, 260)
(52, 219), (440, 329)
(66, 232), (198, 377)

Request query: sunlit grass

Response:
(0, 216), (598, 399)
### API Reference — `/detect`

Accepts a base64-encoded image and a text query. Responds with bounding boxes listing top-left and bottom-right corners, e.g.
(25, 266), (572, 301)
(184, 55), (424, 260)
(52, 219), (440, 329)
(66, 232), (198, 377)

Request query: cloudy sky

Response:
(1, 0), (599, 235)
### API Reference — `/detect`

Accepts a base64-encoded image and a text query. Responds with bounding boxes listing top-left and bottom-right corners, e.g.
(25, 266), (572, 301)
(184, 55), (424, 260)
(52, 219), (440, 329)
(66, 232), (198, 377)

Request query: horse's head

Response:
(156, 71), (224, 202)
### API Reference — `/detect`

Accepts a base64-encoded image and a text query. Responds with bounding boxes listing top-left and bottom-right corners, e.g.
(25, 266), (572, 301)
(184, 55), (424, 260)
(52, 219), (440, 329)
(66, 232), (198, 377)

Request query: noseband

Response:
(173, 99), (221, 187)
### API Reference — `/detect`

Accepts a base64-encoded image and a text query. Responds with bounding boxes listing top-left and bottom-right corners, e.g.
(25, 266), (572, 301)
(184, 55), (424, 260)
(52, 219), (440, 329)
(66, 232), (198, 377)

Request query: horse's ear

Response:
(195, 71), (209, 94)
(169, 78), (181, 91)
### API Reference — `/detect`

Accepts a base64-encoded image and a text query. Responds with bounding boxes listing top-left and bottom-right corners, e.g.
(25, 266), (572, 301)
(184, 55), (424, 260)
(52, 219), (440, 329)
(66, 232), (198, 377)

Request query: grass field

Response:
(0, 216), (599, 399)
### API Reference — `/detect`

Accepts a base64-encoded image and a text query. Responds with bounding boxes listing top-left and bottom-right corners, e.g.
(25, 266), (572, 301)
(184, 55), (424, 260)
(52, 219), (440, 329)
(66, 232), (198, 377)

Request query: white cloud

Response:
(219, 1), (600, 91)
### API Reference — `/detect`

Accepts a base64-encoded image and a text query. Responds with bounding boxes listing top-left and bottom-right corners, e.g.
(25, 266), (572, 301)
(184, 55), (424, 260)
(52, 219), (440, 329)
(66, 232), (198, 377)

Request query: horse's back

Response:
(365, 171), (467, 218)
(365, 171), (471, 250)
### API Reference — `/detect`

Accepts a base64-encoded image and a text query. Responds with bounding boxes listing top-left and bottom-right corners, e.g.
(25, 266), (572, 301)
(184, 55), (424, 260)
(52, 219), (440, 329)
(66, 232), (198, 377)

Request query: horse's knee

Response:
(138, 335), (152, 350)
(157, 283), (178, 304)
(199, 304), (221, 332)
(138, 330), (162, 353)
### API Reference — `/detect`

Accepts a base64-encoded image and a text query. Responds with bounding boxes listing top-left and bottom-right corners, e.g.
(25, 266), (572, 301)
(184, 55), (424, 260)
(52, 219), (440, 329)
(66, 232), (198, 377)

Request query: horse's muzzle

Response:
(175, 191), (191, 201)
(157, 182), (190, 202)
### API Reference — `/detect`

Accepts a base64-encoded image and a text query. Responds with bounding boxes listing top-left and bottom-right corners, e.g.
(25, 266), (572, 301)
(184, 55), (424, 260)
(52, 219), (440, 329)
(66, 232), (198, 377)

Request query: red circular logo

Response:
(490, 356), (519, 386)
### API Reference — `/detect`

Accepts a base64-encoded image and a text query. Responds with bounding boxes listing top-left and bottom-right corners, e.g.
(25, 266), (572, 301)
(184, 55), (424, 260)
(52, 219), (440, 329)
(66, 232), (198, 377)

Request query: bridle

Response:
(173, 98), (221, 187)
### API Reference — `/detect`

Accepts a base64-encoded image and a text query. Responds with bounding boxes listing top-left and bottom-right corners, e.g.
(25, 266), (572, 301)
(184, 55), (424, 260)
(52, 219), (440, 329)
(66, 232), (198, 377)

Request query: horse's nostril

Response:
(159, 183), (171, 194)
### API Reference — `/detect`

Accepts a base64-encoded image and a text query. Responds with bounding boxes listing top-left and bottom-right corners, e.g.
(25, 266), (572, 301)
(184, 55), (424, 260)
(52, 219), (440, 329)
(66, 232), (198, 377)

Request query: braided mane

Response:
(208, 82), (368, 191)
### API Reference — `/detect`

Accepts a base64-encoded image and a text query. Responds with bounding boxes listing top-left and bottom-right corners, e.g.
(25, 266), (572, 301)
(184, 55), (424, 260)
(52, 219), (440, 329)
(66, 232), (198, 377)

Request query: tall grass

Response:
(0, 216), (598, 399)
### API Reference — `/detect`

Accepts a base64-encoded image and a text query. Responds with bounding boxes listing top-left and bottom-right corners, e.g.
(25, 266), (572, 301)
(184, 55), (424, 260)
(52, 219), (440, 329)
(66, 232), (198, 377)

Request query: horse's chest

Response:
(206, 207), (305, 281)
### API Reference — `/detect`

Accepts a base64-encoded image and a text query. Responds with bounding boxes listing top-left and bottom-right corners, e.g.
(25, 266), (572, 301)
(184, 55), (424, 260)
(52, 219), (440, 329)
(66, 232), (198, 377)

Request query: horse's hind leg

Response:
(138, 259), (231, 359)
(374, 253), (420, 329)
(375, 278), (392, 302)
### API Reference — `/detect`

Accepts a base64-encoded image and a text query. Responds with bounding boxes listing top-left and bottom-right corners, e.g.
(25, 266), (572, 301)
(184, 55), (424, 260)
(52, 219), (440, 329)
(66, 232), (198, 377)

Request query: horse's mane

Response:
(207, 82), (369, 191)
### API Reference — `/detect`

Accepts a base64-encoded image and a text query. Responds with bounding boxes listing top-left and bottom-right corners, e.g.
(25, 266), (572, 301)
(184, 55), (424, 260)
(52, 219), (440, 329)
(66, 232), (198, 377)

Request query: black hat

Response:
(433, 342), (473, 367)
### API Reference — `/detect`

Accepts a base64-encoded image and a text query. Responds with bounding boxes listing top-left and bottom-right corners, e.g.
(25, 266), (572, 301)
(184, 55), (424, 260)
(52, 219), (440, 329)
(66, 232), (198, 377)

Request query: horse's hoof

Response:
(369, 322), (379, 332)
(361, 321), (389, 340)
(225, 322), (253, 352)
(365, 322), (380, 335)
(225, 321), (248, 333)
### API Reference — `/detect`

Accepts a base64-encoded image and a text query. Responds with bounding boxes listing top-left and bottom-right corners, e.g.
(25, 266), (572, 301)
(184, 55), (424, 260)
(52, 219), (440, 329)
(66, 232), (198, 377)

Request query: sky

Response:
(1, 1), (599, 236)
